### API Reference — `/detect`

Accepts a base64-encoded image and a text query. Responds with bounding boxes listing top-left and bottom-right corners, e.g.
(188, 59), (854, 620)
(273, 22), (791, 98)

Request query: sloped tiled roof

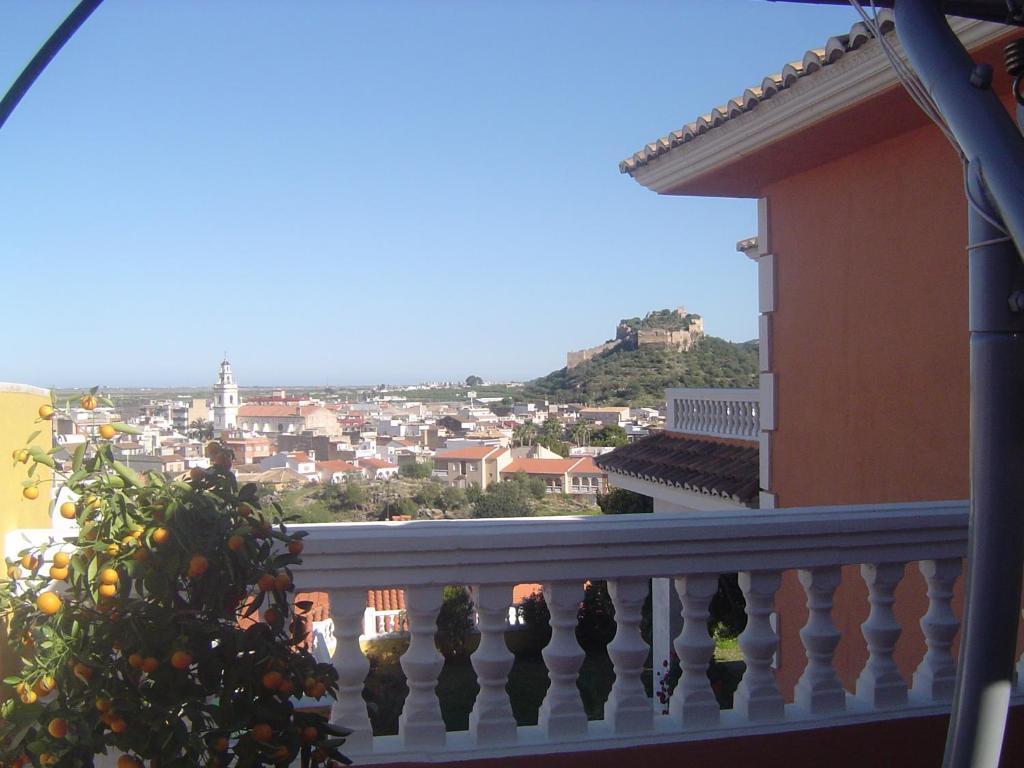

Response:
(316, 460), (360, 474)
(368, 588), (405, 612)
(359, 457), (398, 469)
(619, 11), (894, 175)
(238, 404), (299, 418)
(435, 445), (506, 461)
(567, 457), (604, 475)
(596, 432), (758, 505)
(503, 458), (580, 476)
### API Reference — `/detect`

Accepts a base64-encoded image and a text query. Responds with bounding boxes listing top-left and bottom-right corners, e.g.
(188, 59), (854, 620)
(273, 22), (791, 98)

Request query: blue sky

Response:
(0, 1), (857, 388)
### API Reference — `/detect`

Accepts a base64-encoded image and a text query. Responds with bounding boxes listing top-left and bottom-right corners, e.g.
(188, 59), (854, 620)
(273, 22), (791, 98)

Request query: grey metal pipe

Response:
(892, 2), (1024, 766)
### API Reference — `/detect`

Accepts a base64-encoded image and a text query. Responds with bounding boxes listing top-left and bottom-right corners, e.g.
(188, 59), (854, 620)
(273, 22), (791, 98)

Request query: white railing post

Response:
(469, 583), (518, 746)
(606, 578), (653, 733)
(856, 562), (908, 709)
(670, 574), (720, 727)
(794, 566), (846, 715)
(399, 585), (446, 748)
(735, 570), (784, 722)
(328, 588), (373, 752)
(539, 581), (587, 738)
(911, 558), (962, 702)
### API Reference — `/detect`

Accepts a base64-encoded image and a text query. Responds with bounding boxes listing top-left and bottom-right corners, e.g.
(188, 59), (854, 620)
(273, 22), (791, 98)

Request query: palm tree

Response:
(570, 420), (592, 447)
(512, 422), (538, 447)
(188, 419), (214, 441)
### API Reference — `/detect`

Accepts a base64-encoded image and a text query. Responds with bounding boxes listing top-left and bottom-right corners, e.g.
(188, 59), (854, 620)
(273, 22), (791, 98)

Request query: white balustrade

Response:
(670, 574), (719, 727)
(606, 577), (653, 733)
(398, 585), (446, 748)
(14, 500), (1011, 765)
(794, 566), (845, 714)
(734, 570), (784, 721)
(539, 581), (588, 738)
(666, 387), (760, 440)
(912, 558), (962, 702)
(328, 588), (373, 752)
(856, 562), (909, 709)
(469, 583), (518, 746)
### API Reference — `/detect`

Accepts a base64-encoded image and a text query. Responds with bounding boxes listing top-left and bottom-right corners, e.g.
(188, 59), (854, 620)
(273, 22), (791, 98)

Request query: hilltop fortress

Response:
(566, 307), (705, 369)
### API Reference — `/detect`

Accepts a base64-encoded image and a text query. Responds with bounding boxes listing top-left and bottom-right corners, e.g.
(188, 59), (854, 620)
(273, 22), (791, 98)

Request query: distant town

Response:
(46, 356), (668, 524)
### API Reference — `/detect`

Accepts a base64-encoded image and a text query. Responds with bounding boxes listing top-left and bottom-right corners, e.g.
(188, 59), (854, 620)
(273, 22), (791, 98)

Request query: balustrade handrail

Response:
(665, 387), (760, 440)
(292, 501), (968, 590)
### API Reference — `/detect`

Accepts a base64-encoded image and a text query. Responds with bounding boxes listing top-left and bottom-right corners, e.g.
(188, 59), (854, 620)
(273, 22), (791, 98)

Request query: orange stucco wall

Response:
(759, 73), (1023, 695)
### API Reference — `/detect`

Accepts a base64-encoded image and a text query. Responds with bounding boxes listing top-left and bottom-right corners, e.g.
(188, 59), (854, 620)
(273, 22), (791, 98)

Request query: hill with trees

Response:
(526, 336), (758, 407)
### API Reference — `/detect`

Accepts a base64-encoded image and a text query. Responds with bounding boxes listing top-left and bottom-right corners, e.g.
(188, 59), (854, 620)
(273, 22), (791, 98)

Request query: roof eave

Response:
(624, 18), (1007, 198)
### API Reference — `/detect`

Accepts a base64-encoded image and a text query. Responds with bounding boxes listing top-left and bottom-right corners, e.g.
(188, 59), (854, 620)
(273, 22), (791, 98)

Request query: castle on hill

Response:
(566, 307), (705, 369)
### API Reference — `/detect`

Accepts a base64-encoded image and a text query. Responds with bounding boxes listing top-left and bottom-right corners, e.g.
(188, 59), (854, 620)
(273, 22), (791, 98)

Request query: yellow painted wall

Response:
(0, 383), (54, 543)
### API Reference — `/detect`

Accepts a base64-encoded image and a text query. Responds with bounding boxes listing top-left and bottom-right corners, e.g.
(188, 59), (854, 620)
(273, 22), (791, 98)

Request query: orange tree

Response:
(0, 391), (349, 767)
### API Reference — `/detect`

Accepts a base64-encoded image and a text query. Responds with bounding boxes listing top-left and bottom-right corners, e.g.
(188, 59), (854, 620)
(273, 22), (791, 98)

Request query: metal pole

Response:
(894, 2), (1024, 766)
(0, 0), (105, 132)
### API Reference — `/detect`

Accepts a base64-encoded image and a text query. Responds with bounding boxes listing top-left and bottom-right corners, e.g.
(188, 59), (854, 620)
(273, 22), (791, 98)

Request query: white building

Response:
(212, 358), (239, 433)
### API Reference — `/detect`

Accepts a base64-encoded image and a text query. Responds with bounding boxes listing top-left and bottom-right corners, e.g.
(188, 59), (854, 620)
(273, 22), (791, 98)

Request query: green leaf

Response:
(111, 460), (143, 489)
(27, 446), (55, 468)
(25, 430), (40, 444)
(111, 421), (142, 435)
(72, 442), (85, 471)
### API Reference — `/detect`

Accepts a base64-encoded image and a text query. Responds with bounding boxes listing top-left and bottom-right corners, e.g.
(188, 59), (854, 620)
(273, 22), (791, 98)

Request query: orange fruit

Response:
(73, 662), (93, 682)
(33, 675), (55, 695)
(237, 503), (252, 517)
(116, 757), (140, 768)
(21, 554), (39, 570)
(261, 670), (283, 690)
(85, 495), (102, 509)
(263, 607), (282, 625)
(36, 592), (61, 615)
(47, 718), (68, 738)
(170, 650), (193, 670)
(105, 544), (120, 557)
(109, 718), (128, 734)
(251, 723), (273, 742)
(38, 404), (55, 420)
(80, 395), (97, 410)
(98, 583), (117, 599)
(271, 746), (290, 763)
(227, 535), (244, 551)
(287, 539), (304, 555)
(22, 486), (39, 501)
(277, 679), (295, 696)
(132, 547), (150, 561)
(52, 551), (70, 568)
(14, 449), (29, 464)
(127, 654), (144, 670)
(311, 681), (326, 698)
(99, 424), (116, 440)
(49, 565), (68, 580)
(95, 697), (112, 712)
(19, 688), (38, 704)
(189, 467), (206, 483)
(142, 657), (159, 674)
(187, 555), (209, 578)
(274, 572), (290, 591)
(257, 574), (275, 592)
(99, 568), (119, 585)
(59, 502), (76, 519)
(150, 528), (170, 546)
(301, 726), (319, 744)
(211, 736), (229, 752)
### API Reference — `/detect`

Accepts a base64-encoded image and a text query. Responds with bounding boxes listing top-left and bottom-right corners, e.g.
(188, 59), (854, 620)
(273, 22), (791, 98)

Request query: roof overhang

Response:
(625, 17), (1010, 198)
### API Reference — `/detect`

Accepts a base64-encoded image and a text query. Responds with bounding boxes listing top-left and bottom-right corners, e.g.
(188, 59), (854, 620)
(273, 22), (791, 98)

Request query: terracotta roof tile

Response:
(359, 458), (398, 469)
(596, 432), (758, 505)
(436, 445), (506, 461)
(238, 405), (299, 418)
(316, 460), (360, 473)
(619, 11), (893, 175)
(368, 588), (406, 612)
(503, 458), (580, 476)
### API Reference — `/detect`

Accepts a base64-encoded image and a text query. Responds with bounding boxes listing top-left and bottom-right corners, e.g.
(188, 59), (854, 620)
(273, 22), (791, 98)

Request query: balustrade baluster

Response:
(735, 570), (784, 721)
(469, 584), (517, 746)
(606, 578), (652, 733)
(670, 574), (719, 727)
(399, 585), (446, 748)
(911, 559), (961, 702)
(794, 566), (845, 714)
(328, 588), (373, 752)
(855, 562), (908, 709)
(539, 581), (587, 738)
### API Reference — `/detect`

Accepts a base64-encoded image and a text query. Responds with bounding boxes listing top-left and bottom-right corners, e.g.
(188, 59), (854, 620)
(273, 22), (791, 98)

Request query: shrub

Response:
(398, 460), (434, 480)
(513, 591), (551, 658)
(435, 586), (475, 660)
(575, 581), (617, 651)
(596, 487), (653, 515)
(0, 397), (349, 768)
(470, 481), (535, 519)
